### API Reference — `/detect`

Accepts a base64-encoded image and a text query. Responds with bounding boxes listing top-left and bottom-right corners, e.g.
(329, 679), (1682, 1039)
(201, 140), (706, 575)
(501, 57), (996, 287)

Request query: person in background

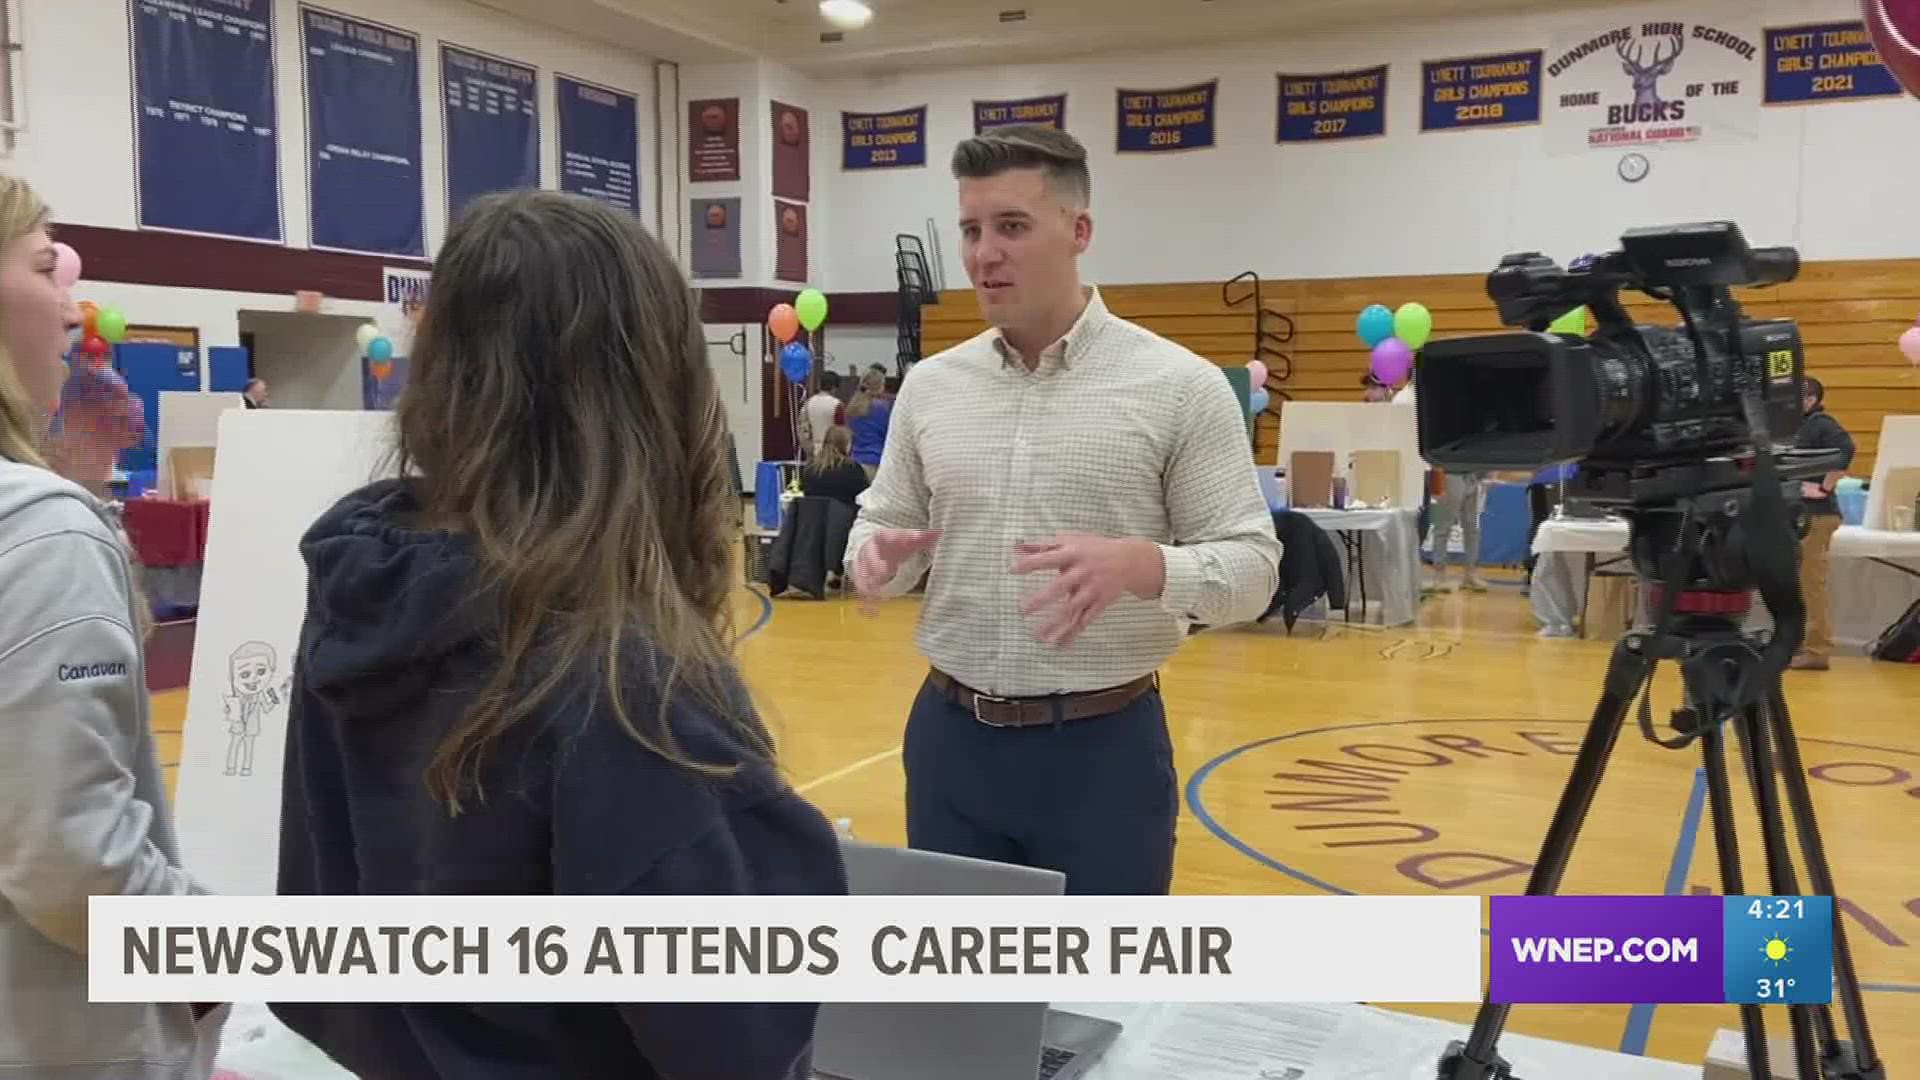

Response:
(801, 424), (869, 510)
(1361, 372), (1392, 402)
(1524, 461), (1576, 594)
(0, 175), (224, 1078)
(271, 190), (847, 1079)
(799, 370), (843, 459)
(846, 125), (1280, 895)
(845, 367), (892, 477)
(241, 377), (268, 409)
(1790, 375), (1854, 671)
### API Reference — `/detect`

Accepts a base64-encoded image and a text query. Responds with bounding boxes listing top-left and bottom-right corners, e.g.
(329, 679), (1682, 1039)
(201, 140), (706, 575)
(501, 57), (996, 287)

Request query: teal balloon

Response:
(1393, 302), (1433, 349)
(1356, 304), (1394, 347)
(367, 336), (393, 362)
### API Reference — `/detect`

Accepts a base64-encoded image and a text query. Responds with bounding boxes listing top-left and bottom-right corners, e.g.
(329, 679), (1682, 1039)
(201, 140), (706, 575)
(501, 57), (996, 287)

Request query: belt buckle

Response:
(971, 692), (1014, 727)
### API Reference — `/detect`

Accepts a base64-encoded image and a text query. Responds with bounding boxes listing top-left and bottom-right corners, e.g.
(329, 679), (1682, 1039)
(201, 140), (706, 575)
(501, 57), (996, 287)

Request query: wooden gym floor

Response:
(150, 568), (1919, 1073)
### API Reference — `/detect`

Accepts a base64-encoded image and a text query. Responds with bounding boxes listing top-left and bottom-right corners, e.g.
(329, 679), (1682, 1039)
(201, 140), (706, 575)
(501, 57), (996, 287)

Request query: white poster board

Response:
(173, 409), (397, 896)
(156, 391), (245, 499)
(1543, 7), (1761, 155)
(1274, 400), (1428, 509)
(1864, 414), (1920, 531)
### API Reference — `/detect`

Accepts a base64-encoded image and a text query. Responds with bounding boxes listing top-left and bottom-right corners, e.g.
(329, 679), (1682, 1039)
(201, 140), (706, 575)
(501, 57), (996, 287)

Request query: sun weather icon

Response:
(1761, 935), (1791, 966)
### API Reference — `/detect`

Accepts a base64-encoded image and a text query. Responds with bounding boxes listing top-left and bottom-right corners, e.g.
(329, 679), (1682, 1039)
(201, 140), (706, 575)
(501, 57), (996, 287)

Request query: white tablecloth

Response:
(1292, 507), (1422, 627)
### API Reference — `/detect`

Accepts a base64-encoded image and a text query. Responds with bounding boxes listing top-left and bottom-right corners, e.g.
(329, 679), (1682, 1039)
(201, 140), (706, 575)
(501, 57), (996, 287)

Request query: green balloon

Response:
(1393, 302), (1433, 349)
(795, 288), (828, 331)
(97, 308), (128, 344)
(1548, 306), (1588, 336)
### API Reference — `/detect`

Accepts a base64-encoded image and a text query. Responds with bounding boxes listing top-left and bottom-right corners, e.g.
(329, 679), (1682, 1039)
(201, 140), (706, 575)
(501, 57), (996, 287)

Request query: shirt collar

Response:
(991, 286), (1109, 373)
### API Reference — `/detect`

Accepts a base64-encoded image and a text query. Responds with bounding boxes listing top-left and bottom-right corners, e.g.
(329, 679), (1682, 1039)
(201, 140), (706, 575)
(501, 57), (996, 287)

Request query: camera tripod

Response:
(1435, 488), (1883, 1080)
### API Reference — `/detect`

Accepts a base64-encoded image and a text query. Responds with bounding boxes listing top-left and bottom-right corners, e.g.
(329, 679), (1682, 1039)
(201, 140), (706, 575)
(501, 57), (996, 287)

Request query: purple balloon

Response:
(1370, 338), (1413, 385)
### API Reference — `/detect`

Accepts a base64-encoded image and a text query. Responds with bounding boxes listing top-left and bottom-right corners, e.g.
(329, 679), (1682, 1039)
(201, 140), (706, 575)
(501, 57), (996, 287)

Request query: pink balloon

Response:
(1370, 338), (1413, 385)
(1246, 358), (1268, 388)
(1900, 326), (1920, 365)
(1863, 0), (1920, 98)
(52, 242), (81, 289)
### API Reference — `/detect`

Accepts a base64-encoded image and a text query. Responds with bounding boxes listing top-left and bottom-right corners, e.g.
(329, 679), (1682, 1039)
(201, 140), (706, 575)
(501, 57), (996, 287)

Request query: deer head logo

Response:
(1619, 33), (1684, 108)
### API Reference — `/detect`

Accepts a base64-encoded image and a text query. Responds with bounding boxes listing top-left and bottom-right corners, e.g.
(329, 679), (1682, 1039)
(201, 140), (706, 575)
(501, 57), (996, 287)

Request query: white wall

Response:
(818, 0), (1920, 294)
(12, 0), (658, 355)
(241, 310), (369, 410)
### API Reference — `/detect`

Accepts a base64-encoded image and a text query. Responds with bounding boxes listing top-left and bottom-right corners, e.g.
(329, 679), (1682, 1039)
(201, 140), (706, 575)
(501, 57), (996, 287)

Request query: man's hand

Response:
(1011, 533), (1165, 646)
(1801, 481), (1826, 501)
(853, 528), (940, 613)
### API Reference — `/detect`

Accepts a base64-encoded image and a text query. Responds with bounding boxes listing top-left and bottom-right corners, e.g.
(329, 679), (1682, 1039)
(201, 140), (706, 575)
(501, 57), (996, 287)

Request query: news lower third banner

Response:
(1489, 896), (1834, 1006)
(1763, 21), (1905, 105)
(1421, 51), (1544, 131)
(974, 94), (1066, 133)
(843, 106), (927, 170)
(1115, 81), (1218, 153)
(93, 895), (1480, 1004)
(1276, 67), (1389, 143)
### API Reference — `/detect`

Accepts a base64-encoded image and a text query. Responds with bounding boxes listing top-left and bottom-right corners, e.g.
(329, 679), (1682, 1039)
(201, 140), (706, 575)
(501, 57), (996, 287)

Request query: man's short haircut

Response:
(950, 125), (1091, 209)
(1805, 375), (1824, 404)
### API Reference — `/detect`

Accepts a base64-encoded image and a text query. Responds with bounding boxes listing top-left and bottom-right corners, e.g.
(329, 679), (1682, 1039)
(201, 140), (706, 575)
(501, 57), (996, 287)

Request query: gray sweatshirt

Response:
(0, 459), (219, 1078)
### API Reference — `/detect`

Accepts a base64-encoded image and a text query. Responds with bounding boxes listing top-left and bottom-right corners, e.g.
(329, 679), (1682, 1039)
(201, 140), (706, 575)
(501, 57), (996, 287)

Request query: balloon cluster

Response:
(1354, 301), (1433, 385)
(53, 242), (129, 365)
(356, 323), (396, 380)
(1246, 358), (1272, 415)
(768, 287), (829, 384)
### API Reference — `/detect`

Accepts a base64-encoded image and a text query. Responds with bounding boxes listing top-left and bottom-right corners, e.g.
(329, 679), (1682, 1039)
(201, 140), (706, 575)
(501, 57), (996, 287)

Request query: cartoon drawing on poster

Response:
(1544, 11), (1760, 154)
(222, 640), (292, 777)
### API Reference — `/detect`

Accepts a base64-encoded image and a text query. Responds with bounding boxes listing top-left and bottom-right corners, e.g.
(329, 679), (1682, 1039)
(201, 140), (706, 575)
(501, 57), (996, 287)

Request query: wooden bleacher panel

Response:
(922, 259), (1919, 475)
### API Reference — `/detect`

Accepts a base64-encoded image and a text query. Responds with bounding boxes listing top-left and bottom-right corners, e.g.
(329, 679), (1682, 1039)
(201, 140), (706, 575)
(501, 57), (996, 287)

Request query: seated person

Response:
(800, 425), (868, 508)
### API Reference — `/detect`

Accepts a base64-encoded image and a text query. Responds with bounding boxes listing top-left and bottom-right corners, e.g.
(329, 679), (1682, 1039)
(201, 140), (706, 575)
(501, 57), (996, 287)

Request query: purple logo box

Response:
(1490, 896), (1725, 1004)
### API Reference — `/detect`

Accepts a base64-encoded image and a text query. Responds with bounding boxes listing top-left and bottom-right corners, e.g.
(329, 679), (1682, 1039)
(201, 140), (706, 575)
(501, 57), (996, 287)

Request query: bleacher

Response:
(918, 259), (1920, 476)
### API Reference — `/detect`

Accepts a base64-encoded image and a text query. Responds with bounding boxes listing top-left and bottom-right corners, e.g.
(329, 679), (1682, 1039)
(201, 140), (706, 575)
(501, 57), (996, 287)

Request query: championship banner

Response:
(440, 43), (539, 219)
(1764, 21), (1905, 105)
(1116, 80), (1216, 153)
(300, 6), (424, 258)
(1544, 13), (1761, 154)
(1276, 66), (1388, 143)
(1421, 51), (1543, 131)
(842, 106), (927, 170)
(556, 75), (640, 214)
(974, 94), (1065, 133)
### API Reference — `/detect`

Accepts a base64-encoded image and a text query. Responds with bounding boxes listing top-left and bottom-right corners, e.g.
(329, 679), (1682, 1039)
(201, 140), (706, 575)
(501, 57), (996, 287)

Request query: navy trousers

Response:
(901, 674), (1177, 895)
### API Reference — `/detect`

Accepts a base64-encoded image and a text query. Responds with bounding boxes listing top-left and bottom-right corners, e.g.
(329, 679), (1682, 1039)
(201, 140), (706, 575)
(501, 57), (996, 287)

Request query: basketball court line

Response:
(796, 746), (902, 795)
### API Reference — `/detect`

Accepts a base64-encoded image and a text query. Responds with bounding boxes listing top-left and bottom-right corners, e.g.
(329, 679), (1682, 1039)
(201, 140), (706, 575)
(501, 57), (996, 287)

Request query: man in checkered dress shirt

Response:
(846, 125), (1281, 895)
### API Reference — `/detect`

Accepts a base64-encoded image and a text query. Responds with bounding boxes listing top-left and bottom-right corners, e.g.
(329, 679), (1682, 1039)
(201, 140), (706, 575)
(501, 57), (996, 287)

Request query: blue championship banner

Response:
(974, 94), (1066, 133)
(301, 7), (423, 257)
(1764, 22), (1904, 104)
(440, 43), (539, 221)
(556, 75), (639, 213)
(1116, 80), (1217, 152)
(1422, 51), (1543, 131)
(130, 0), (282, 241)
(1277, 66), (1388, 143)
(843, 106), (927, 170)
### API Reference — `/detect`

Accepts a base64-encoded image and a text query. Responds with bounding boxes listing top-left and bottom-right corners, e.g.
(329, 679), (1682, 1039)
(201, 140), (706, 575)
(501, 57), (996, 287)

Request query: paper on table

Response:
(1096, 1002), (1342, 1079)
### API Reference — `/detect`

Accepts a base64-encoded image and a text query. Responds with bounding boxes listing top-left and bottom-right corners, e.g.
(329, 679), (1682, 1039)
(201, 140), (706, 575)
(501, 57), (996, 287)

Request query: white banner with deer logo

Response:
(1543, 8), (1762, 154)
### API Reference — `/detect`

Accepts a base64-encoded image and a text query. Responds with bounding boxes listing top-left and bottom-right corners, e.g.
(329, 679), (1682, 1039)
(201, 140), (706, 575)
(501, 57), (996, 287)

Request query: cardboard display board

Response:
(1275, 400), (1427, 510)
(156, 391), (245, 499)
(172, 409), (398, 896)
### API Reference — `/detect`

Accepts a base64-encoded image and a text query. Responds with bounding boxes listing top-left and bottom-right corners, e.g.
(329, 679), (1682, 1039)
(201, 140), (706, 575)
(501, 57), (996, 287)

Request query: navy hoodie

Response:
(270, 479), (848, 1079)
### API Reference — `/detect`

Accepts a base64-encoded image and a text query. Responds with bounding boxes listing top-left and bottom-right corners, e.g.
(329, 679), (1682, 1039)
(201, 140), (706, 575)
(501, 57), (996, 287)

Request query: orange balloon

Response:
(370, 361), (392, 381)
(82, 306), (99, 337)
(768, 303), (799, 343)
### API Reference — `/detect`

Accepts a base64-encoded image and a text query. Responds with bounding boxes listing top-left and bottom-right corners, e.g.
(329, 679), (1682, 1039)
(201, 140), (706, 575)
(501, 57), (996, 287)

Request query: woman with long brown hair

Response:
(0, 175), (221, 1076)
(270, 189), (846, 1079)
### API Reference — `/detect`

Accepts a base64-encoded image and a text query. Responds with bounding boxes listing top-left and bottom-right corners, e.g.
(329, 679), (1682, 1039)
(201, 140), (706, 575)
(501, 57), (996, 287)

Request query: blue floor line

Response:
(1619, 767), (1708, 1056)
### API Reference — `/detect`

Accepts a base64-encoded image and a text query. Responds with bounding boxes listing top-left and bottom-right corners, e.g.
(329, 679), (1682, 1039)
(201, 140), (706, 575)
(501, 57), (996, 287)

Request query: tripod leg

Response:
(1763, 687), (1883, 1079)
(1437, 636), (1647, 1080)
(1732, 706), (1822, 1080)
(1701, 722), (1773, 1080)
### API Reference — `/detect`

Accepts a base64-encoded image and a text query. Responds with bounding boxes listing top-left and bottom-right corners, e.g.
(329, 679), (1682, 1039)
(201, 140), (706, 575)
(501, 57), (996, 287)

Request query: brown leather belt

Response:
(927, 668), (1158, 728)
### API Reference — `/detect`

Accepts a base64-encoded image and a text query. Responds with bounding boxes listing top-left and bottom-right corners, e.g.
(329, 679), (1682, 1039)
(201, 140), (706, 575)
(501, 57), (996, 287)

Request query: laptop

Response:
(810, 839), (1124, 1080)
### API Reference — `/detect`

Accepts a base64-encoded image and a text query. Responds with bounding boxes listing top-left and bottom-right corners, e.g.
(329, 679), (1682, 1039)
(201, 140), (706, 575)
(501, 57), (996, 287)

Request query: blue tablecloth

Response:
(756, 461), (801, 531)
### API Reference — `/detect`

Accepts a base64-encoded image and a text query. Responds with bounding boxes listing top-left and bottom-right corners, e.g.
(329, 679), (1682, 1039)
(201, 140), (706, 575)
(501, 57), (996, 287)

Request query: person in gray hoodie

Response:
(0, 174), (223, 1078)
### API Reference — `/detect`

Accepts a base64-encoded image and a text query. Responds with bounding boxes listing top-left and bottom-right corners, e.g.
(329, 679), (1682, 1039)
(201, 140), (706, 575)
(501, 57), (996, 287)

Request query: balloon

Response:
(370, 360), (392, 381)
(1246, 358), (1268, 388)
(79, 302), (98, 338)
(780, 340), (812, 383)
(1392, 302), (1433, 349)
(1548, 306), (1589, 336)
(1863, 0), (1920, 99)
(1370, 338), (1414, 386)
(367, 336), (394, 362)
(356, 323), (380, 350)
(795, 288), (828, 331)
(1249, 387), (1270, 414)
(1356, 304), (1395, 347)
(81, 334), (109, 359)
(52, 242), (81, 289)
(96, 307), (127, 344)
(768, 303), (800, 343)
(1900, 326), (1920, 365)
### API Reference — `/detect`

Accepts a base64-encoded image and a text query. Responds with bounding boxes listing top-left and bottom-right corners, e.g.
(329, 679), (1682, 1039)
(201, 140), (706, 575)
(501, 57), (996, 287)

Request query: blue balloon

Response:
(1249, 387), (1270, 414)
(1356, 304), (1395, 347)
(780, 341), (811, 383)
(367, 337), (393, 362)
